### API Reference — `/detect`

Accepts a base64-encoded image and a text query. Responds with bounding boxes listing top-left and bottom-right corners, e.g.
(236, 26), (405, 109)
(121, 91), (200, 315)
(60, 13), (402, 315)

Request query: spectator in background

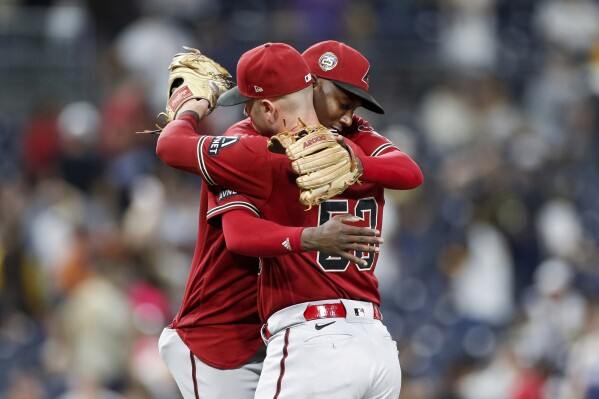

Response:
(534, 0), (599, 57)
(561, 303), (599, 398)
(113, 4), (195, 112)
(56, 102), (103, 194)
(21, 100), (62, 181)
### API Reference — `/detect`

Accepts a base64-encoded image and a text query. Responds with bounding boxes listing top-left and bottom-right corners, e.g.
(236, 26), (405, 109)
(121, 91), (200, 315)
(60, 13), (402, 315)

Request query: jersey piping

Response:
(197, 136), (216, 185)
(207, 201), (261, 219)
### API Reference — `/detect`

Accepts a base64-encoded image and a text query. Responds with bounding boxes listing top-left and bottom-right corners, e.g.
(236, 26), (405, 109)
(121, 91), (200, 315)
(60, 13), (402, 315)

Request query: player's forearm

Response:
(156, 113), (203, 174)
(222, 211), (305, 257)
(359, 151), (423, 189)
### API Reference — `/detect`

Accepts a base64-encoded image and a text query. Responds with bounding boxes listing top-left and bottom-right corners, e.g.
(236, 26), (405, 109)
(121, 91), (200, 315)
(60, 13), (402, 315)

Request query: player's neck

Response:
(284, 112), (320, 133)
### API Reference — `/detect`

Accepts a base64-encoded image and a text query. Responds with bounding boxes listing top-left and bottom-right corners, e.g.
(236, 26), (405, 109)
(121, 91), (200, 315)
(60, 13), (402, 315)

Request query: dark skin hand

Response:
(301, 214), (383, 266)
(335, 135), (364, 174)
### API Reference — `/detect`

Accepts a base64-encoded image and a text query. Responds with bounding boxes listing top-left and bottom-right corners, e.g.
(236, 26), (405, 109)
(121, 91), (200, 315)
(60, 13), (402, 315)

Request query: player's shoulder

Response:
(352, 114), (369, 129)
(343, 114), (381, 138)
(202, 117), (270, 160)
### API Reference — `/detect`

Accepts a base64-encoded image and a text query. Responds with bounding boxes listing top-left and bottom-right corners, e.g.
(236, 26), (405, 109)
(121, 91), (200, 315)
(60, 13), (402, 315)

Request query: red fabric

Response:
(157, 113), (422, 356)
(194, 122), (277, 203)
(303, 303), (382, 320)
(359, 151), (423, 189)
(304, 303), (347, 320)
(343, 115), (423, 189)
(156, 113), (202, 174)
(22, 114), (61, 176)
(169, 187), (263, 368)
(222, 210), (305, 257)
(157, 116), (263, 369)
(303, 41), (371, 92)
(197, 118), (384, 322)
(99, 81), (152, 159)
(128, 282), (170, 324)
(509, 370), (545, 399)
(236, 43), (311, 99)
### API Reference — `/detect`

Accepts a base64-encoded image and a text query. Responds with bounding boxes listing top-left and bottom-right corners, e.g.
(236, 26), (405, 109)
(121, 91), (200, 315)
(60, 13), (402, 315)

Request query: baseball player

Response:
(156, 48), (385, 399)
(157, 42), (423, 398)
(303, 40), (423, 191)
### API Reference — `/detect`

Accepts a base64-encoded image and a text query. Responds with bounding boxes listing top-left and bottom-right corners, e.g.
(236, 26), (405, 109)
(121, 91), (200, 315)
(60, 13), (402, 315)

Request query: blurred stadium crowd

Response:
(1, 0), (599, 398)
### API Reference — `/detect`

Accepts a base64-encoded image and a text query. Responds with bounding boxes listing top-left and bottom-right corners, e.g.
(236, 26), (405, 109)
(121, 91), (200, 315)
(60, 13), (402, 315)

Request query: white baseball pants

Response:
(159, 328), (265, 399)
(255, 299), (401, 399)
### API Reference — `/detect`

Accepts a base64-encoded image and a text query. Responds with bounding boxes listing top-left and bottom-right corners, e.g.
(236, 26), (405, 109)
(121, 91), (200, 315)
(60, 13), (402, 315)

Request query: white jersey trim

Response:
(371, 143), (397, 157)
(207, 201), (261, 219)
(197, 136), (217, 186)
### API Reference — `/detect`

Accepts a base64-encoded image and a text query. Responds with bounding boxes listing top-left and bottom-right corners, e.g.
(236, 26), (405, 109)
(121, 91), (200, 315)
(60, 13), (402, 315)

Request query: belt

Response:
(262, 302), (382, 340)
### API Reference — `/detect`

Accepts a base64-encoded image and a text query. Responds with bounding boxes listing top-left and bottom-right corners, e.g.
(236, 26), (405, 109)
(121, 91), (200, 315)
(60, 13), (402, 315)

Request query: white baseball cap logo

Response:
(362, 67), (370, 85)
(254, 85), (263, 93)
(318, 52), (338, 72)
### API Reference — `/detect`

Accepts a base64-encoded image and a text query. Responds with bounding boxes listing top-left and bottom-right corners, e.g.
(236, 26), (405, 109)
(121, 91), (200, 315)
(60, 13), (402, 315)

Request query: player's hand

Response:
(177, 98), (211, 120)
(335, 135), (364, 175)
(300, 214), (382, 266)
(138, 48), (233, 134)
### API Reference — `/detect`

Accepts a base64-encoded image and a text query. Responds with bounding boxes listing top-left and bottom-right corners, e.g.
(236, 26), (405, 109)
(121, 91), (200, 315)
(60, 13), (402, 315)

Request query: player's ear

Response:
(311, 75), (320, 88)
(261, 99), (277, 124)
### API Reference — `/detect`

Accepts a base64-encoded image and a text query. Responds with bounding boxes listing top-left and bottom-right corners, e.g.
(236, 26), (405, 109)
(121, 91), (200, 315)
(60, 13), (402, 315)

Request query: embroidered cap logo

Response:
(318, 52), (338, 72)
(362, 67), (370, 85)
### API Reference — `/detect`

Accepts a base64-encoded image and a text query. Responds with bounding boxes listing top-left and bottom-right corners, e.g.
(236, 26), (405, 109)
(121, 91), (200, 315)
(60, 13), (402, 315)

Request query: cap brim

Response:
(217, 86), (250, 107)
(331, 80), (385, 114)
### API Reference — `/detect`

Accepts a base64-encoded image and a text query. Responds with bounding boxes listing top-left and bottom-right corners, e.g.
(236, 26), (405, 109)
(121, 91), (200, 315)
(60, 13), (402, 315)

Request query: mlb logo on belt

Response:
(354, 308), (366, 317)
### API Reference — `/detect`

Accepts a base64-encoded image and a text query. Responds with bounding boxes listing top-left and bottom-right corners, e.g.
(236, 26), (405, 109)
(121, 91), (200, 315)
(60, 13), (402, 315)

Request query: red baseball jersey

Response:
(167, 162), (263, 369)
(343, 114), (399, 156)
(202, 116), (396, 322)
(157, 111), (416, 367)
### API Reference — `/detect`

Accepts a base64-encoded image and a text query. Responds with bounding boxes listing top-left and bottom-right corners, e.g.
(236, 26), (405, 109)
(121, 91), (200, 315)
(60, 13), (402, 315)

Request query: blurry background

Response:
(1, 0), (599, 398)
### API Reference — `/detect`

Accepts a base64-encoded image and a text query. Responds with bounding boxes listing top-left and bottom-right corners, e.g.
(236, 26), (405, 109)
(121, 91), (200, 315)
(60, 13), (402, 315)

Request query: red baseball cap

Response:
(218, 43), (313, 106)
(302, 41), (384, 114)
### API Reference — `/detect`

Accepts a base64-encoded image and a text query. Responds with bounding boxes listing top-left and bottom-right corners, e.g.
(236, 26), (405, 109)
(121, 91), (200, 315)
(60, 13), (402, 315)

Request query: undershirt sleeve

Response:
(155, 112), (203, 174)
(157, 111), (274, 202)
(341, 115), (424, 190)
(359, 150), (424, 189)
(222, 209), (305, 257)
(342, 138), (423, 190)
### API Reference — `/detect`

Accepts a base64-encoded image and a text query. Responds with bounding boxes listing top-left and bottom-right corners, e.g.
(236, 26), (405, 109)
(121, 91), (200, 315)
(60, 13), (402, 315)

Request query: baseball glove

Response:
(268, 123), (362, 208)
(140, 47), (234, 134)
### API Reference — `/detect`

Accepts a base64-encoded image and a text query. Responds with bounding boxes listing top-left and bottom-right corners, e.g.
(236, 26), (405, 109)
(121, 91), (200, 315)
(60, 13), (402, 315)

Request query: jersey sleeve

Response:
(358, 150), (423, 189)
(206, 186), (261, 227)
(221, 209), (305, 257)
(343, 115), (424, 190)
(196, 133), (275, 201)
(343, 115), (398, 156)
(155, 112), (206, 174)
(156, 113), (274, 202)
